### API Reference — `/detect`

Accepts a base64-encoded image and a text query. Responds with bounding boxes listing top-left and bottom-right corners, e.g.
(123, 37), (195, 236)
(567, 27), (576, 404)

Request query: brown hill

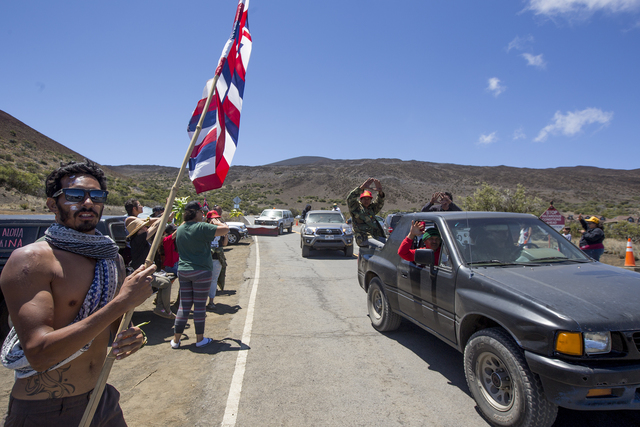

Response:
(1, 109), (639, 218)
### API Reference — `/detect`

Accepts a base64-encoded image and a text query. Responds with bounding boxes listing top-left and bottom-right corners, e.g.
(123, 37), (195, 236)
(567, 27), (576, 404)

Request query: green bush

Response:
(462, 183), (544, 214)
(0, 165), (42, 196)
(605, 221), (640, 243)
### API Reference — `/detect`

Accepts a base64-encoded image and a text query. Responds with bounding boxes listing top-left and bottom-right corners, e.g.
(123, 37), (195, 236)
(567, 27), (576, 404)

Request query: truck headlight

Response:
(556, 331), (612, 356)
(343, 226), (353, 234)
(303, 227), (316, 235)
(584, 332), (611, 355)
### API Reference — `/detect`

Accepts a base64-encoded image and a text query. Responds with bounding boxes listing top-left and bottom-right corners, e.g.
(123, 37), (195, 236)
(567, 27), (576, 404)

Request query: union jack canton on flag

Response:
(187, 0), (252, 193)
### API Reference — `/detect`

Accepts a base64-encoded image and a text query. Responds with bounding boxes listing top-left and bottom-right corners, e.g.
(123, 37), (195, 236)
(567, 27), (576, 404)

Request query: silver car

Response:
(254, 209), (295, 234)
(226, 221), (248, 244)
(300, 210), (354, 257)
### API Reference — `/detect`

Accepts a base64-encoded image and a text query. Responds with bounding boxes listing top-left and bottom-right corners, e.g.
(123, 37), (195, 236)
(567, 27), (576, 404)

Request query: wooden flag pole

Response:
(80, 74), (222, 426)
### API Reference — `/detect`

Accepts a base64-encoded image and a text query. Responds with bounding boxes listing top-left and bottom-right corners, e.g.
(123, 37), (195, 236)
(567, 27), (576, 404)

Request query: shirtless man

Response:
(0, 161), (155, 426)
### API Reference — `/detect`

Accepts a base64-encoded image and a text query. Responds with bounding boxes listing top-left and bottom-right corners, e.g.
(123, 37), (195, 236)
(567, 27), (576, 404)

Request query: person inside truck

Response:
(464, 225), (516, 263)
(398, 220), (441, 266)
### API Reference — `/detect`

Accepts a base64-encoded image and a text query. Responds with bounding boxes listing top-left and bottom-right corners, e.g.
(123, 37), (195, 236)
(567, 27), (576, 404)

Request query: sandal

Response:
(196, 337), (213, 348)
(170, 339), (180, 349)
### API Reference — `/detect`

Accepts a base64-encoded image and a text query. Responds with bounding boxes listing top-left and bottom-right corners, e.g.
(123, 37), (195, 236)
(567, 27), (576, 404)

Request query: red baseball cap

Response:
(360, 190), (373, 199)
(206, 210), (221, 219)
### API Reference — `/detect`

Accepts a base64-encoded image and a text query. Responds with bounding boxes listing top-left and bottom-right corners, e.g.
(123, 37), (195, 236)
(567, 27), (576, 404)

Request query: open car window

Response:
(446, 217), (589, 266)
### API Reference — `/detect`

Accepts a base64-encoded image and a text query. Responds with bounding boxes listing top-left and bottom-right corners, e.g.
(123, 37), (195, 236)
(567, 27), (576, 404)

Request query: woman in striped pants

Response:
(171, 201), (228, 348)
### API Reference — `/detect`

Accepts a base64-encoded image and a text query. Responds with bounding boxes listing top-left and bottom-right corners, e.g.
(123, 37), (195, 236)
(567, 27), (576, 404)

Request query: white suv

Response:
(254, 209), (295, 234)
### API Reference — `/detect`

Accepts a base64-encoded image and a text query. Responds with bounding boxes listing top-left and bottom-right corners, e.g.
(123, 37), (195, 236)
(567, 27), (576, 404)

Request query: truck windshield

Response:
(260, 210), (282, 219)
(306, 213), (345, 224)
(446, 217), (590, 266)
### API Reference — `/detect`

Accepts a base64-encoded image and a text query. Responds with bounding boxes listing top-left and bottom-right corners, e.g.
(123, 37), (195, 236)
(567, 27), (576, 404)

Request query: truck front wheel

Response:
(464, 328), (557, 427)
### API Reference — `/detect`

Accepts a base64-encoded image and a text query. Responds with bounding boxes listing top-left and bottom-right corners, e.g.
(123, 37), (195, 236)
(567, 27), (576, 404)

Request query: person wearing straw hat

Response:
(0, 161), (155, 426)
(125, 216), (176, 319)
(171, 201), (228, 349)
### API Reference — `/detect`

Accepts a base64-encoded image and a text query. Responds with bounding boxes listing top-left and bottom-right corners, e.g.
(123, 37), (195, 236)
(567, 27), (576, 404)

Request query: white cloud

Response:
(526, 0), (640, 18)
(534, 108), (613, 142)
(478, 132), (498, 145)
(521, 53), (547, 69)
(487, 78), (506, 97)
(513, 127), (527, 140)
(506, 35), (535, 52)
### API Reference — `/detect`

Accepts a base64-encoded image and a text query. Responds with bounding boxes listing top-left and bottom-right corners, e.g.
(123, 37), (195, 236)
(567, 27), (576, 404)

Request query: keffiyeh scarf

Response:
(1, 223), (119, 378)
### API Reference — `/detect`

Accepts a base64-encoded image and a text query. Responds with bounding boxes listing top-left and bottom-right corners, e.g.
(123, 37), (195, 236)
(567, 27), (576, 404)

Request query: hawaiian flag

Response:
(187, 0), (252, 193)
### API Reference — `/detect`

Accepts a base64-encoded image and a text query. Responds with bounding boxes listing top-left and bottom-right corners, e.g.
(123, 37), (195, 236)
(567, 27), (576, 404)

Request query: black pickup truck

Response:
(0, 215), (128, 341)
(358, 211), (640, 427)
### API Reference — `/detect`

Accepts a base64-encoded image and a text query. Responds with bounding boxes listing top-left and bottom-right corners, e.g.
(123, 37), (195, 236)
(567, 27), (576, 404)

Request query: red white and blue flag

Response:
(187, 0), (252, 193)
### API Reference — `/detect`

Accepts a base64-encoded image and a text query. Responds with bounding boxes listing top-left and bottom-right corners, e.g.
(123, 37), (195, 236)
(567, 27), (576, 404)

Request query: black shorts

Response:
(3, 383), (127, 427)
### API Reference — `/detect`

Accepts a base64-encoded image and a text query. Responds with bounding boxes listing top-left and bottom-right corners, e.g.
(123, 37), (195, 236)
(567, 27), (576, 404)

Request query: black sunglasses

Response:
(52, 188), (109, 203)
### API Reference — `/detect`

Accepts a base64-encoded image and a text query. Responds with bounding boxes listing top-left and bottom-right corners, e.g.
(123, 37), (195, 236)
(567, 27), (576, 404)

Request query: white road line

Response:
(221, 236), (260, 427)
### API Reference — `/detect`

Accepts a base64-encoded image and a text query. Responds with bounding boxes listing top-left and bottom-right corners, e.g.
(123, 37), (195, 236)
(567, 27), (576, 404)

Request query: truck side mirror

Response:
(415, 249), (436, 280)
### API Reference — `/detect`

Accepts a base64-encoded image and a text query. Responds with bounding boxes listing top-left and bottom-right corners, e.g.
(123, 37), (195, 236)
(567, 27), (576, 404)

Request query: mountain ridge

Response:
(1, 109), (639, 217)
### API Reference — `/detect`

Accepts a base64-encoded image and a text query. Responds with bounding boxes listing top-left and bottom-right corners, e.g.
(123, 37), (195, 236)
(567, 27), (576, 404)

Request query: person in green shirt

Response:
(171, 201), (228, 349)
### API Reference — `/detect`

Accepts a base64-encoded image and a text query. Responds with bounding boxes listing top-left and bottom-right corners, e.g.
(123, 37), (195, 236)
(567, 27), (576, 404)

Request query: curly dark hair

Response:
(45, 160), (108, 197)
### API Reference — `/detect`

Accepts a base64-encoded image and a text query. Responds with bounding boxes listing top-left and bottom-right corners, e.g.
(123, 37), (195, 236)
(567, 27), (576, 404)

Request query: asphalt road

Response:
(207, 230), (487, 427)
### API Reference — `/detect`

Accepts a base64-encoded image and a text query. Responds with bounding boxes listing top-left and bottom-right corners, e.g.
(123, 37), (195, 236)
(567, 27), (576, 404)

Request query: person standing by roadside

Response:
(124, 198), (144, 218)
(562, 226), (572, 242)
(171, 201), (228, 349)
(211, 205), (228, 292)
(205, 210), (228, 311)
(162, 223), (179, 276)
(125, 216), (175, 319)
(347, 177), (386, 246)
(578, 215), (605, 261)
(1, 160), (154, 426)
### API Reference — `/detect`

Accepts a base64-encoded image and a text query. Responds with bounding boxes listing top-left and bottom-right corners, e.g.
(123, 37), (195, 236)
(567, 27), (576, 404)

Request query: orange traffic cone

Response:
(624, 238), (636, 267)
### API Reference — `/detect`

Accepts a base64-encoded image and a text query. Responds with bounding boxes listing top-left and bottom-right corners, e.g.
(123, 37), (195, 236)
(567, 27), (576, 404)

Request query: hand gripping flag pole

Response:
(80, 1), (250, 423)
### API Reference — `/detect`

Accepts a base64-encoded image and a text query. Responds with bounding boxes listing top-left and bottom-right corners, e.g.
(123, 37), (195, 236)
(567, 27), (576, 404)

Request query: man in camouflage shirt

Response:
(347, 178), (386, 246)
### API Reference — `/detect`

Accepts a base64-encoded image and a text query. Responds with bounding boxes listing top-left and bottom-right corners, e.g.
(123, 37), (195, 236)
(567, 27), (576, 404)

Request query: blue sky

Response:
(2, 0), (639, 170)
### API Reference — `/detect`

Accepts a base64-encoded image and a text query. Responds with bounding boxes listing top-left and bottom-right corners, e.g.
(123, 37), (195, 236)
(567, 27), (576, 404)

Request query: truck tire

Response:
(278, 224), (283, 235)
(367, 278), (401, 332)
(302, 245), (310, 258)
(287, 224), (293, 233)
(228, 230), (240, 245)
(464, 328), (557, 427)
